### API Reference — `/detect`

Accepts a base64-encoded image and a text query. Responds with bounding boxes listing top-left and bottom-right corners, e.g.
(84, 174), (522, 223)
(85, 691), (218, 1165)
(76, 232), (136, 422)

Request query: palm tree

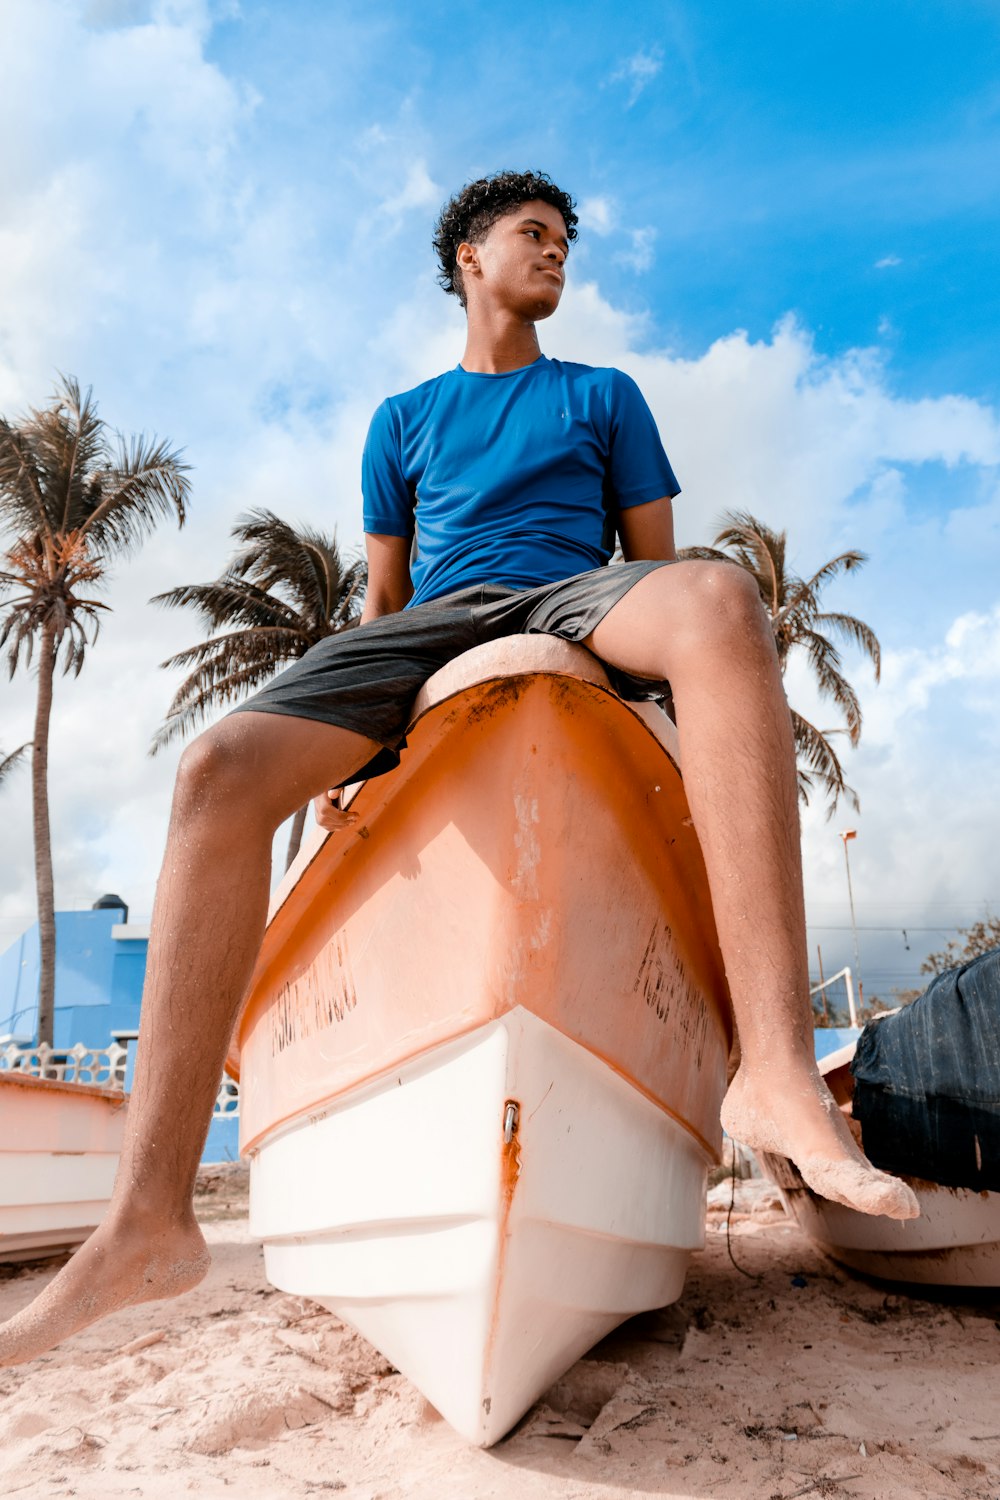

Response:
(152, 508), (366, 868)
(0, 377), (190, 1047)
(680, 510), (880, 813)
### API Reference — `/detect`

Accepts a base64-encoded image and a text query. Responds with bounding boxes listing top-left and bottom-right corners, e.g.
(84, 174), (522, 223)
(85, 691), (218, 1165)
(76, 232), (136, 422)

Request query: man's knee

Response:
(685, 560), (767, 634)
(174, 720), (254, 813)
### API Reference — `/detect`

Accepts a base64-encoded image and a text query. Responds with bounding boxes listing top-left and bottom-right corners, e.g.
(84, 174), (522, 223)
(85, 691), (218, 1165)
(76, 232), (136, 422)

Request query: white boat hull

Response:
(249, 1008), (709, 1446)
(759, 1041), (1000, 1287)
(772, 1173), (1000, 1287)
(0, 1074), (126, 1262)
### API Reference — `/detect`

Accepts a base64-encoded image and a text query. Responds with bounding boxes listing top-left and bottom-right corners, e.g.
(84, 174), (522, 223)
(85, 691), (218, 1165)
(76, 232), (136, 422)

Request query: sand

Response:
(1, 1166), (998, 1500)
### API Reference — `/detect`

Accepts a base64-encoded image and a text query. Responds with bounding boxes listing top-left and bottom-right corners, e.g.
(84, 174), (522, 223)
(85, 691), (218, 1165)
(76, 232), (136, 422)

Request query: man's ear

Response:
(455, 240), (479, 279)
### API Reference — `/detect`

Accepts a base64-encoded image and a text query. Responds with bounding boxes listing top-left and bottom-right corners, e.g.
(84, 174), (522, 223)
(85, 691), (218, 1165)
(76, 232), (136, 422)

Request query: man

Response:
(0, 170), (917, 1367)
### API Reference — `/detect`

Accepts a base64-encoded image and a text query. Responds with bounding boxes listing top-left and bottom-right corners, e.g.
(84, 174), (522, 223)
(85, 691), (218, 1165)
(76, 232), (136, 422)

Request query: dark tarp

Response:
(850, 947), (1000, 1192)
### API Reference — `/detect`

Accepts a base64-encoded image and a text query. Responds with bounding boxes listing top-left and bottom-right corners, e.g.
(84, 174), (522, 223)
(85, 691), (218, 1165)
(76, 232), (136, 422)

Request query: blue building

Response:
(0, 894), (239, 1163)
(0, 894), (146, 1051)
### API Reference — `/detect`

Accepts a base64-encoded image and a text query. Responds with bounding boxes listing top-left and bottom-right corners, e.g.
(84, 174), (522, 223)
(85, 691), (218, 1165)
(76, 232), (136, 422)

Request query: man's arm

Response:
(313, 532), (413, 831)
(359, 533), (414, 622)
(617, 496), (677, 563)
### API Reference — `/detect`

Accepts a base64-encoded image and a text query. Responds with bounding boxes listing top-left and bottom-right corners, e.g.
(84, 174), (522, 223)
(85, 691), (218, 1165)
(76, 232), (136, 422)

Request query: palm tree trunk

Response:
(32, 622), (58, 1051)
(285, 803), (309, 871)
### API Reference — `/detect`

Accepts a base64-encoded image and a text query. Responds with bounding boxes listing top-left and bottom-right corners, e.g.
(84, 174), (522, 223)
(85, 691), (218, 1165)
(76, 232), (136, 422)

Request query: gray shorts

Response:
(233, 559), (674, 784)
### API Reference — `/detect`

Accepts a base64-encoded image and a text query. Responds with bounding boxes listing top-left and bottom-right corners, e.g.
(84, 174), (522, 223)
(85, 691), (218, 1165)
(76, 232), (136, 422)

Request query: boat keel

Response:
(249, 1008), (709, 1445)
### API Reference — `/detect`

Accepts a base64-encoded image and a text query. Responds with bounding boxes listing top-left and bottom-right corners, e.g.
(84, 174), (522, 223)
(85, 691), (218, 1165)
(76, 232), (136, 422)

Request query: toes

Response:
(798, 1157), (921, 1220)
(883, 1178), (921, 1221)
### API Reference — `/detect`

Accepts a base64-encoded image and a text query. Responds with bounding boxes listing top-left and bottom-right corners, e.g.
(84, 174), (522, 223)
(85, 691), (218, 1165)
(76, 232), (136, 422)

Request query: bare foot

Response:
(721, 1065), (920, 1220)
(0, 1209), (210, 1367)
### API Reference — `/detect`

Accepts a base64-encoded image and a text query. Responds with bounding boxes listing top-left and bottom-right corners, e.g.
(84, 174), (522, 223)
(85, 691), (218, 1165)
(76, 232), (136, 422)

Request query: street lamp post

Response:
(839, 829), (863, 1010)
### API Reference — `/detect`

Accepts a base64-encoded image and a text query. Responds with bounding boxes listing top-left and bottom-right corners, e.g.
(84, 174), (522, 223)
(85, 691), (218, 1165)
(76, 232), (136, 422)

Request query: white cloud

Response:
(84, 0), (152, 22)
(578, 196), (616, 235)
(608, 46), (664, 108)
(576, 201), (656, 270)
(875, 254), (902, 268)
(864, 603), (1000, 735)
(378, 159), (443, 222)
(561, 311), (1000, 559)
(614, 225), (657, 273)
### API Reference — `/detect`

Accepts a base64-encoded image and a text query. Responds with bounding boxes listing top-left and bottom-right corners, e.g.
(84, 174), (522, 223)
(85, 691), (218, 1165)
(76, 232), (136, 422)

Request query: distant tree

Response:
(921, 916), (1000, 976)
(0, 377), (189, 1047)
(152, 508), (366, 868)
(680, 510), (880, 814)
(857, 995), (896, 1023)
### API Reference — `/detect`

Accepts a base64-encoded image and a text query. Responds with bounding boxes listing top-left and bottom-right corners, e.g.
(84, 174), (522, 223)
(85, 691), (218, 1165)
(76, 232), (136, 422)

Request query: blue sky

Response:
(1, 0), (999, 1000)
(200, 0), (1000, 399)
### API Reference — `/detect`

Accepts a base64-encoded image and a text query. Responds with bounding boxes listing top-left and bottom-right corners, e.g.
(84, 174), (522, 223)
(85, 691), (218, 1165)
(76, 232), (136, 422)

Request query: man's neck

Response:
(460, 308), (543, 374)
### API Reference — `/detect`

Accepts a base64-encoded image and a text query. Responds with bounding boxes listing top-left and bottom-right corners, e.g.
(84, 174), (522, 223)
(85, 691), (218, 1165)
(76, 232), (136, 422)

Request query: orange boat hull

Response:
(231, 637), (731, 1158)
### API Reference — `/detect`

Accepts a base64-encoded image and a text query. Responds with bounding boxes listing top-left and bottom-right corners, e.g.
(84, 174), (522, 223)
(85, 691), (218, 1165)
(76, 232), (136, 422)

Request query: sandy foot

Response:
(721, 1067), (920, 1220)
(0, 1214), (210, 1368)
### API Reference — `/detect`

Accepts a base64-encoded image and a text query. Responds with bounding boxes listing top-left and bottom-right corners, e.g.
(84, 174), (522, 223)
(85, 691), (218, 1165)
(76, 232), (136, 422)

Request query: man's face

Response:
(459, 199), (569, 320)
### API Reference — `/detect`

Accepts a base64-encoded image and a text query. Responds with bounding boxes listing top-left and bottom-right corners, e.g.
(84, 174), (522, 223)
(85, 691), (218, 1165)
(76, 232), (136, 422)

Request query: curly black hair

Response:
(433, 170), (578, 306)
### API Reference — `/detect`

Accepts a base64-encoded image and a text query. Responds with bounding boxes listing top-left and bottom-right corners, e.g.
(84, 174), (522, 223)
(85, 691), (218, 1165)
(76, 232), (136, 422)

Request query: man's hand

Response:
(313, 788), (359, 832)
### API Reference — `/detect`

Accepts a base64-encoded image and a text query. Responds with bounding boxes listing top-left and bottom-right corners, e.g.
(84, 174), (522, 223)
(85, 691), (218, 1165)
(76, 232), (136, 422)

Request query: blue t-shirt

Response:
(361, 354), (679, 609)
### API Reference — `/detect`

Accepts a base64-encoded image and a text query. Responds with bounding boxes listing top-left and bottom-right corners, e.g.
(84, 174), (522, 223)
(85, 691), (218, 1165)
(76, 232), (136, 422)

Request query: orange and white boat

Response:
(229, 634), (732, 1445)
(759, 1041), (1000, 1287)
(0, 1072), (127, 1263)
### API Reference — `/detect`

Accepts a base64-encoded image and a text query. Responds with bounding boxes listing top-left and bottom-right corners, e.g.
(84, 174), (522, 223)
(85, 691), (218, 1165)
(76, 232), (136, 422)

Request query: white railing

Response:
(214, 1077), (240, 1117)
(0, 1041), (238, 1117)
(1, 1039), (129, 1087)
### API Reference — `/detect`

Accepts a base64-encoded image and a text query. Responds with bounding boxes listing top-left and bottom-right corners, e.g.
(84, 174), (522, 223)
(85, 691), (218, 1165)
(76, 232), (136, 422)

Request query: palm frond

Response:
(159, 625), (313, 674)
(58, 610), (105, 677)
(797, 628), (862, 742)
(800, 549), (867, 595)
(79, 433), (189, 554)
(675, 544), (731, 564)
(156, 633), (309, 724)
(151, 659), (296, 753)
(710, 510), (789, 613)
(153, 577), (305, 634)
(228, 509), (367, 634)
(812, 610), (881, 680)
(791, 708), (859, 816)
(0, 742), (29, 788)
(330, 565), (366, 627)
(0, 420), (50, 538)
(152, 513), (366, 752)
(3, 377), (107, 539)
(682, 508), (878, 816)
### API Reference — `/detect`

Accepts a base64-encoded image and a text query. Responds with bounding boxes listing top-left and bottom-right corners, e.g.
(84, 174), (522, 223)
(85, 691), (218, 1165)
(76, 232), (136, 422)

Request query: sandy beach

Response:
(1, 1166), (998, 1500)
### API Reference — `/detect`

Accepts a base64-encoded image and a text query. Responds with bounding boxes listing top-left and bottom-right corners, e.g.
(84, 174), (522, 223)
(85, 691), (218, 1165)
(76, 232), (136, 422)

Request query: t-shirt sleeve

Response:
(605, 369), (681, 510)
(361, 398), (415, 538)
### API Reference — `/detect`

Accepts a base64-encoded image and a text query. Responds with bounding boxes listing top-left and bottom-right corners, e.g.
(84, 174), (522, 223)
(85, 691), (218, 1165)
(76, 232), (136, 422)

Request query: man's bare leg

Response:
(584, 561), (918, 1219)
(0, 712), (381, 1366)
